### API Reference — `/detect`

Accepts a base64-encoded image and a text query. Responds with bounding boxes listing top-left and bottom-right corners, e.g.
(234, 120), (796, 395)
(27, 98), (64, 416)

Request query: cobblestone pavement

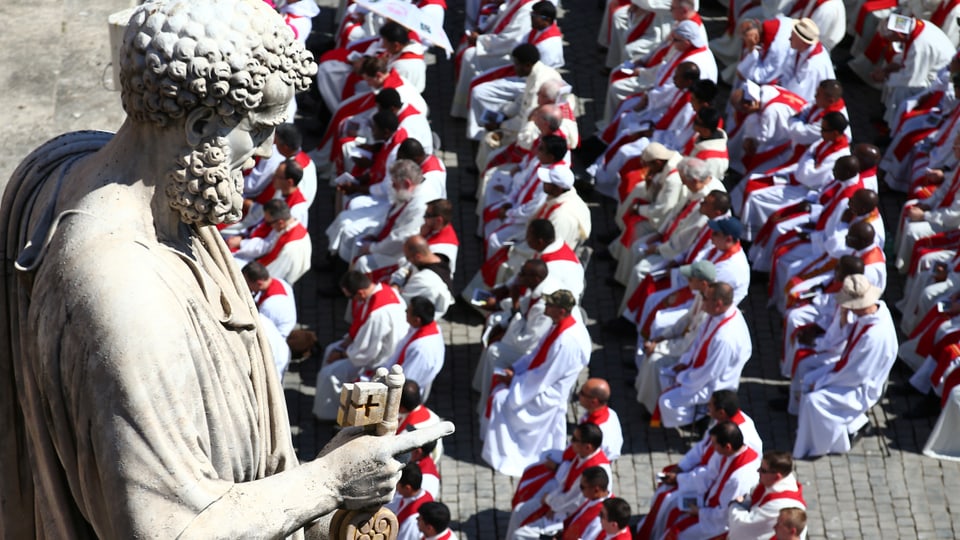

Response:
(3, 0), (959, 538)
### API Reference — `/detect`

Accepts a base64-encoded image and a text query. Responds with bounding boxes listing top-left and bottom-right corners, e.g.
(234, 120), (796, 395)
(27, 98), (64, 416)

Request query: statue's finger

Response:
(388, 421), (455, 456)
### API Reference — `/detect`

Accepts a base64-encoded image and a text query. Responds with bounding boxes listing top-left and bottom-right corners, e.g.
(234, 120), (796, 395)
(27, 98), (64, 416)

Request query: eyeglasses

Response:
(424, 213), (439, 219)
(758, 467), (774, 473)
(570, 436), (583, 443)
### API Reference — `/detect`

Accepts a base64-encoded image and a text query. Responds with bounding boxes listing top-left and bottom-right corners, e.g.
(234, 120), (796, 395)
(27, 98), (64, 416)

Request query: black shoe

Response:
(768, 397), (789, 412)
(902, 395), (942, 419)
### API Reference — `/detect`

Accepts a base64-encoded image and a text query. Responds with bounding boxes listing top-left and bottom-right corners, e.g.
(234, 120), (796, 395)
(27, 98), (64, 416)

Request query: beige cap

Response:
(836, 274), (882, 310)
(793, 17), (820, 45)
(642, 142), (674, 162)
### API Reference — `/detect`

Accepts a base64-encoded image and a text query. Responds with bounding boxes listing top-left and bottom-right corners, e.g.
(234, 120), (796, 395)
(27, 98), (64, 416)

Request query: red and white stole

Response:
(832, 321), (874, 372)
(374, 201), (411, 242)
(348, 285), (401, 339)
(258, 223), (308, 266)
(394, 322), (441, 366)
(526, 315), (576, 371)
(705, 446), (759, 507)
(539, 242), (580, 264)
(527, 23), (562, 45)
(690, 310), (739, 369)
(256, 278), (288, 308)
(397, 404), (433, 433)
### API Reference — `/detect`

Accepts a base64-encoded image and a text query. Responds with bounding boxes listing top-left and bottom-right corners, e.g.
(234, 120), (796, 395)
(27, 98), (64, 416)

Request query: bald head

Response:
(581, 378), (611, 405)
(853, 143), (881, 170)
(833, 155), (860, 181)
(849, 188), (879, 215)
(837, 254), (865, 278)
(846, 220), (876, 250)
(521, 259), (549, 281)
(404, 235), (431, 256)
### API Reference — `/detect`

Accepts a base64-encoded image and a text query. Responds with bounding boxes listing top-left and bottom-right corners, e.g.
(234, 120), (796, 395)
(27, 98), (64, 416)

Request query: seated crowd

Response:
(233, 0), (960, 537)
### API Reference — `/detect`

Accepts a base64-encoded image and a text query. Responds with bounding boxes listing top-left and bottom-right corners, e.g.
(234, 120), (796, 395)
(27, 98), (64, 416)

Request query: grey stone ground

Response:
(2, 1), (959, 539)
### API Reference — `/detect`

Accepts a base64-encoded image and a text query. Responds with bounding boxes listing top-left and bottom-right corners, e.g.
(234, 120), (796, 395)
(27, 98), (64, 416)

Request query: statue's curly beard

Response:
(167, 136), (244, 226)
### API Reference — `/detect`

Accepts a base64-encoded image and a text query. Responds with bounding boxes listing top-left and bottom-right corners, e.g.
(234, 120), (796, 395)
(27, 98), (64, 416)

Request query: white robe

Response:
(726, 474), (807, 540)
(473, 275), (565, 396)
(658, 307), (753, 427)
(481, 317), (592, 476)
(780, 43), (837, 102)
(793, 302), (898, 457)
(924, 385), (960, 461)
(255, 277), (297, 338)
(507, 449), (613, 539)
(312, 285), (409, 420)
(383, 324), (445, 402)
(233, 221), (312, 285)
(673, 446), (761, 540)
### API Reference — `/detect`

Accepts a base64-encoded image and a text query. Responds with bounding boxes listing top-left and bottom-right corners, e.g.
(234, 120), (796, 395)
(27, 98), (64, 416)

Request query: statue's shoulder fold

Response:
(2, 130), (113, 273)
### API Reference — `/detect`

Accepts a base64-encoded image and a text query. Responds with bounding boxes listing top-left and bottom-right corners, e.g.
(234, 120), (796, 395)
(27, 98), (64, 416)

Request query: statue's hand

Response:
(315, 422), (455, 509)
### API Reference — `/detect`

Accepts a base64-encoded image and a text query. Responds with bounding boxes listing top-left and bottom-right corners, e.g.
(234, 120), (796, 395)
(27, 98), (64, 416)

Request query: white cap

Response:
(537, 165), (575, 189)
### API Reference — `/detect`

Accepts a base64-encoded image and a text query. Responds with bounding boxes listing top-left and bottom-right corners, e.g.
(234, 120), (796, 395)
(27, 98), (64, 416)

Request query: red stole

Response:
(562, 498), (605, 540)
(654, 90), (692, 131)
(492, 0), (537, 33)
(832, 321), (875, 372)
(395, 491), (433, 524)
(690, 310), (739, 368)
(626, 11), (657, 43)
(540, 242), (580, 264)
(367, 127), (409, 182)
(258, 223), (308, 266)
(397, 404), (433, 433)
(520, 451), (610, 526)
(661, 198), (700, 241)
(812, 135), (849, 167)
(527, 315), (577, 371)
(814, 178), (862, 231)
(528, 23), (562, 45)
(395, 322), (441, 366)
(321, 69), (405, 154)
(420, 153), (445, 175)
(700, 411), (748, 465)
(706, 446), (759, 507)
(704, 241), (743, 265)
(682, 226), (715, 264)
(348, 285), (401, 339)
(256, 278), (288, 308)
(932, 0), (960, 26)
(658, 47), (707, 87)
(417, 455), (439, 479)
(426, 224), (460, 247)
(583, 405), (611, 427)
(903, 20), (927, 61)
(749, 482), (805, 509)
(562, 451), (610, 492)
(374, 201), (410, 242)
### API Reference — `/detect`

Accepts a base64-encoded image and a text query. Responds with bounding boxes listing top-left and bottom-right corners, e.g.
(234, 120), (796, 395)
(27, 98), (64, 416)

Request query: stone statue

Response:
(0, 1), (453, 538)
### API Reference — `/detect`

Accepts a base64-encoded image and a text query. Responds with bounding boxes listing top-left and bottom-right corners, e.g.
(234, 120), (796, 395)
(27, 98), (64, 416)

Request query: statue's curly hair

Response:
(120, 0), (316, 128)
